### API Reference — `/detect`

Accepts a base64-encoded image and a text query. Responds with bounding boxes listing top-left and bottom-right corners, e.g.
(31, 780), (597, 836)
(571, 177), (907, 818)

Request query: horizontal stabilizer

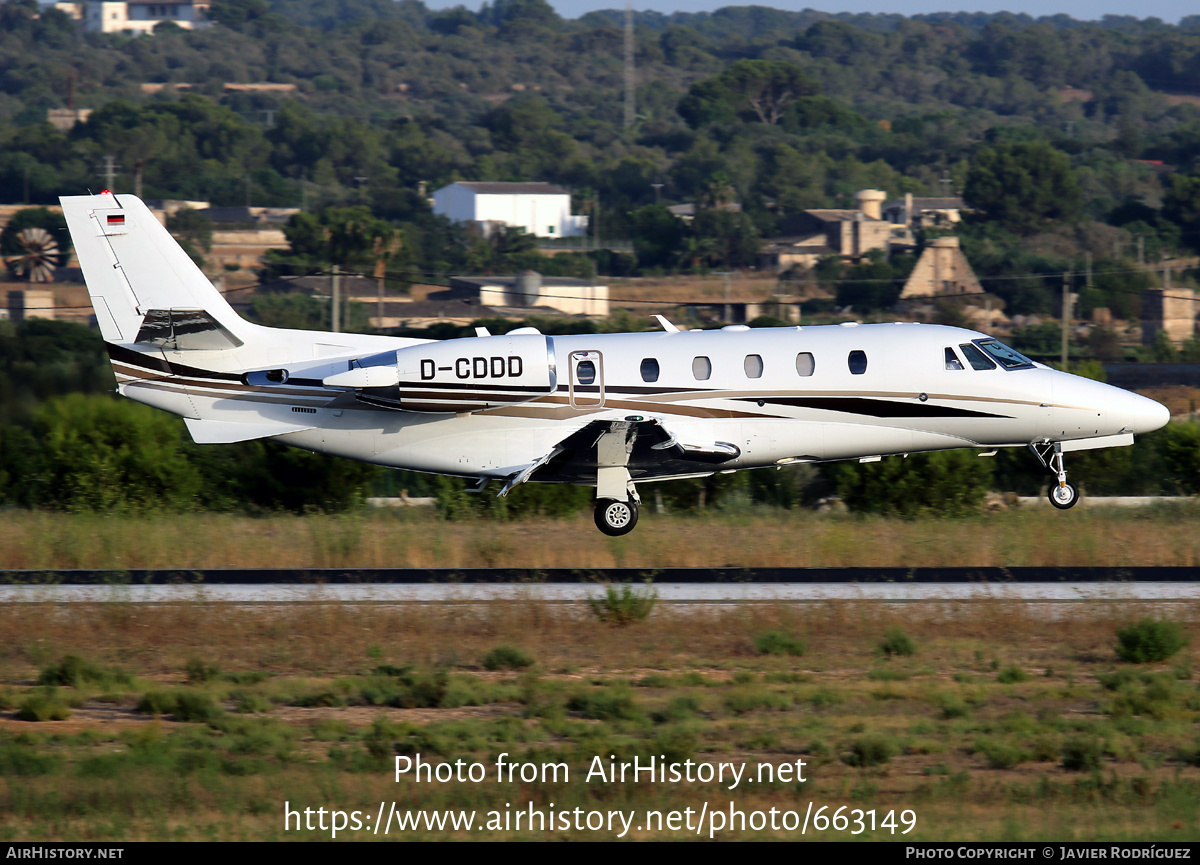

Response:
(184, 416), (316, 444)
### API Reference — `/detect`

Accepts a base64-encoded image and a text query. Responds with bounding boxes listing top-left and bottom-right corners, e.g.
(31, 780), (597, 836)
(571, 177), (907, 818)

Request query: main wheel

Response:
(1048, 482), (1079, 510)
(594, 498), (639, 536)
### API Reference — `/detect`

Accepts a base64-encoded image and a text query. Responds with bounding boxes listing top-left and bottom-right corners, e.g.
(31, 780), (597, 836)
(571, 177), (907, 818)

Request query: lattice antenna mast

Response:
(623, 0), (635, 129)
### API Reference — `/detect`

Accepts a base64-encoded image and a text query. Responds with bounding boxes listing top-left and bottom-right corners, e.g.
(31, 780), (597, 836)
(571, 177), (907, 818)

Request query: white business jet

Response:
(61, 193), (1170, 535)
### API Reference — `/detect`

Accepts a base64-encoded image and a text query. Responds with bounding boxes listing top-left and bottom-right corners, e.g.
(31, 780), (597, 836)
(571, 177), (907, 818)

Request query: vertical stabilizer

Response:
(59, 193), (254, 345)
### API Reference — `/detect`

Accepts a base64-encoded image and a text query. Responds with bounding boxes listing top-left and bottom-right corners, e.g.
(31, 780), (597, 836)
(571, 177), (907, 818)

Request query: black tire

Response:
(1048, 482), (1079, 510)
(594, 498), (639, 536)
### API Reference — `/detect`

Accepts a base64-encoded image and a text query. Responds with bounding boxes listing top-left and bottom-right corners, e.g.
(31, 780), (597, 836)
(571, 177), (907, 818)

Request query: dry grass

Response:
(1, 506), (1199, 570)
(0, 591), (1184, 678)
(1, 596), (1199, 840)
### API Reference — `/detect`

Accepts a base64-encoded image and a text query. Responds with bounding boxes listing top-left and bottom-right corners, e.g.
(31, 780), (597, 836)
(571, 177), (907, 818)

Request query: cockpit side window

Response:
(975, 339), (1035, 370)
(959, 343), (996, 371)
(944, 347), (964, 370)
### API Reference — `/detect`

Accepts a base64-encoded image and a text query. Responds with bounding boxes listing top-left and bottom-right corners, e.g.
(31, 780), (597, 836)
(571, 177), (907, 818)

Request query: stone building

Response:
(899, 237), (984, 298)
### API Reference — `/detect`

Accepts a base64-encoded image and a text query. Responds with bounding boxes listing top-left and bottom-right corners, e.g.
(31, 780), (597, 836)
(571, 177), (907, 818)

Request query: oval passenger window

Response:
(744, 354), (763, 378)
(692, 356), (711, 381)
(848, 350), (867, 375)
(576, 360), (596, 384)
(640, 358), (660, 382)
(795, 352), (815, 376)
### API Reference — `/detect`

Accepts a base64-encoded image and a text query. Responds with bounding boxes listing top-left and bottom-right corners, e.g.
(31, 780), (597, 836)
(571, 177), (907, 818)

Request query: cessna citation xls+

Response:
(62, 193), (1170, 535)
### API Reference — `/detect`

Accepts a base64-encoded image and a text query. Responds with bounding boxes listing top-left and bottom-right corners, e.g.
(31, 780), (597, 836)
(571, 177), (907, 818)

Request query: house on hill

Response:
(51, 0), (213, 33)
(759, 189), (901, 271)
(432, 182), (589, 239)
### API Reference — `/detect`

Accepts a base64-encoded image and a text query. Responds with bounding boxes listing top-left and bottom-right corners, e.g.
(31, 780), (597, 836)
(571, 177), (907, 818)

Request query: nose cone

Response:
(1116, 389), (1171, 435)
(1051, 373), (1171, 437)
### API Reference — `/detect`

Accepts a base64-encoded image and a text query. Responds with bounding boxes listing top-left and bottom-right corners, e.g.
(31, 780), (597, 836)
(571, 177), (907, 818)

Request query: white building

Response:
(432, 182), (588, 239)
(76, 0), (210, 33)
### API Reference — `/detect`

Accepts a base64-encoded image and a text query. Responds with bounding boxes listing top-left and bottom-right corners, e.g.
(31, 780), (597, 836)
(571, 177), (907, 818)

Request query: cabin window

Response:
(944, 347), (964, 370)
(744, 354), (763, 378)
(976, 339), (1035, 370)
(692, 356), (712, 381)
(795, 352), (815, 376)
(640, 358), (660, 382)
(959, 343), (996, 371)
(847, 350), (867, 375)
(575, 359), (596, 384)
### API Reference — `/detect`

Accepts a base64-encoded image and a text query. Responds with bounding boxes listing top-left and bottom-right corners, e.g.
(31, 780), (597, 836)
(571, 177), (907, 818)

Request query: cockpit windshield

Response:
(974, 339), (1035, 370)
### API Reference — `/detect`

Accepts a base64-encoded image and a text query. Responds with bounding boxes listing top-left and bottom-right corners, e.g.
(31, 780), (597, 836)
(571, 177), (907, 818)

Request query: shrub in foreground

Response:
(16, 690), (72, 722)
(1062, 736), (1105, 771)
(588, 583), (657, 625)
(842, 735), (896, 767)
(754, 630), (807, 656)
(880, 626), (916, 657)
(1116, 619), (1187, 663)
(481, 645), (534, 671)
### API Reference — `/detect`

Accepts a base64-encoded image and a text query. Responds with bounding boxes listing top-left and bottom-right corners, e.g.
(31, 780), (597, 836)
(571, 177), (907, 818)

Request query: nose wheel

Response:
(1030, 440), (1079, 510)
(595, 498), (639, 535)
(1049, 481), (1078, 509)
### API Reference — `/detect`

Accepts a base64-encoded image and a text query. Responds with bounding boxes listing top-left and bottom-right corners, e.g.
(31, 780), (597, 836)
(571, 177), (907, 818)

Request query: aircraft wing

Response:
(498, 417), (740, 496)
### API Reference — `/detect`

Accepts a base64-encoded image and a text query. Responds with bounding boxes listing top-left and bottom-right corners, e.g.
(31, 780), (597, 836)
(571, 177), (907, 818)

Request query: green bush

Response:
(976, 738), (1028, 769)
(753, 631), (806, 656)
(880, 626), (916, 657)
(136, 691), (177, 715)
(587, 583), (657, 625)
(1116, 619), (1188, 663)
(842, 735), (896, 767)
(172, 691), (224, 723)
(185, 658), (222, 683)
(1061, 736), (1105, 771)
(824, 449), (992, 517)
(567, 688), (643, 722)
(997, 665), (1032, 684)
(724, 688), (789, 714)
(0, 742), (61, 776)
(651, 695), (700, 724)
(15, 690), (72, 722)
(481, 645), (534, 671)
(37, 655), (132, 689)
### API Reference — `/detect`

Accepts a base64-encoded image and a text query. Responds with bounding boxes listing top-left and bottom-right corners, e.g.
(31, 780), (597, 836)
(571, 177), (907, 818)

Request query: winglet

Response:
(652, 314), (679, 333)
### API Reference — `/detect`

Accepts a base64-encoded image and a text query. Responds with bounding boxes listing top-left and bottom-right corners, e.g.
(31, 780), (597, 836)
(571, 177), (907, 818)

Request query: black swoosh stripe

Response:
(743, 397), (1013, 419)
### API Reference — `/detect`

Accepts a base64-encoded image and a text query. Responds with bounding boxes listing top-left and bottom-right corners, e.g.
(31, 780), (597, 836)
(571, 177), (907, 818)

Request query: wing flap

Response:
(501, 417), (741, 488)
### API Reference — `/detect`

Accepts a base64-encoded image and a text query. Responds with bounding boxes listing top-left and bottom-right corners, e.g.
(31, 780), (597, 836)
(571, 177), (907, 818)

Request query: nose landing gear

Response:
(1030, 440), (1079, 510)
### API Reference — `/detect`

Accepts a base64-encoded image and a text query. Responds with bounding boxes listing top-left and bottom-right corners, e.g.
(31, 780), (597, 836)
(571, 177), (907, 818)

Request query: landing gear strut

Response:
(594, 498), (639, 536)
(1029, 441), (1079, 510)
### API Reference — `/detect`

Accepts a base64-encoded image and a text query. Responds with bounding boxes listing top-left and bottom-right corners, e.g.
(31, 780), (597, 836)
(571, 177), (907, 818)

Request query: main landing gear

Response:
(1029, 441), (1079, 510)
(594, 498), (639, 536)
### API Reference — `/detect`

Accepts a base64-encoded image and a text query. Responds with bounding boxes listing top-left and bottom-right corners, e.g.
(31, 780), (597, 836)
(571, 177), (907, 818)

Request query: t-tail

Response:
(60, 192), (417, 443)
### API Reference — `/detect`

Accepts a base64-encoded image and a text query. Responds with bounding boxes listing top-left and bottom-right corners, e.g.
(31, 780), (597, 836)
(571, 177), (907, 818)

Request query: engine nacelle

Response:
(334, 333), (557, 413)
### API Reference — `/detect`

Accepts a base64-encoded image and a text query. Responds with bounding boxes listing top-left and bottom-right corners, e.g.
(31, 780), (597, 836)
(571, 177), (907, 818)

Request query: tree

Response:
(963, 141), (1083, 235)
(28, 394), (203, 513)
(630, 205), (685, 271)
(166, 207), (212, 268)
(823, 450), (993, 517)
(678, 60), (819, 128)
(1162, 173), (1200, 252)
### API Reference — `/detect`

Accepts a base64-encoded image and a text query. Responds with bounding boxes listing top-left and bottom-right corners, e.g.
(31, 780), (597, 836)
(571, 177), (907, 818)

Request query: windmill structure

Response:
(4, 227), (60, 283)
